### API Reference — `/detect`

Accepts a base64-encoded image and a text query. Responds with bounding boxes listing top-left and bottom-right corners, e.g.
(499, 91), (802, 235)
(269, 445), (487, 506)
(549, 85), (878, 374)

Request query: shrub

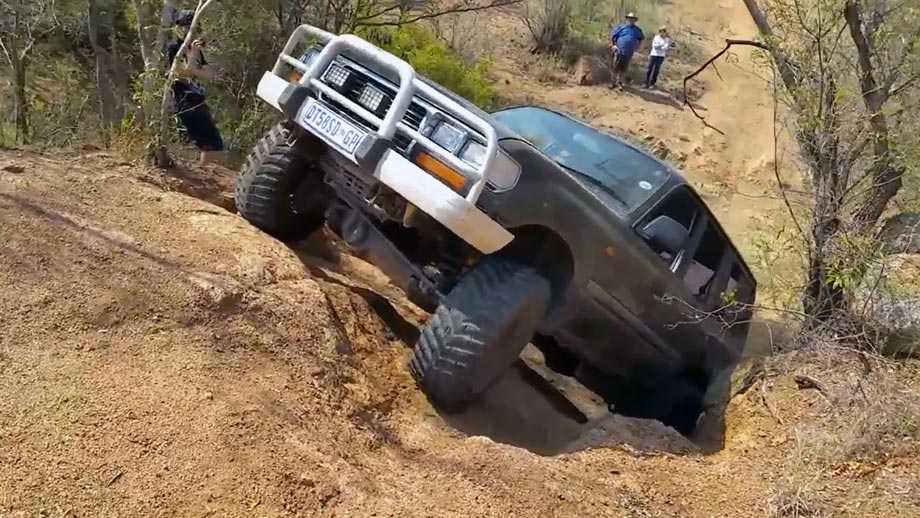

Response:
(359, 24), (495, 110)
(521, 0), (571, 55)
(560, 34), (610, 69)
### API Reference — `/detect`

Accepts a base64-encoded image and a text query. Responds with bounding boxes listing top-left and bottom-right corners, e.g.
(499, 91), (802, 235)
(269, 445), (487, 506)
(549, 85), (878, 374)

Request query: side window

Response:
(682, 222), (725, 297)
(721, 264), (755, 316)
(637, 188), (697, 264)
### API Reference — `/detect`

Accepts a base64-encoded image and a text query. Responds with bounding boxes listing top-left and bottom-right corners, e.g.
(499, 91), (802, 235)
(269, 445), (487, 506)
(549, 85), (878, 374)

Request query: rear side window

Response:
(636, 185), (756, 315)
(682, 223), (723, 297)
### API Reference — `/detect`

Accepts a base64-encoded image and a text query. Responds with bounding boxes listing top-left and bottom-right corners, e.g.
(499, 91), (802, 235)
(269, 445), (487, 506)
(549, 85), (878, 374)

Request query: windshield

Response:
(492, 106), (671, 210)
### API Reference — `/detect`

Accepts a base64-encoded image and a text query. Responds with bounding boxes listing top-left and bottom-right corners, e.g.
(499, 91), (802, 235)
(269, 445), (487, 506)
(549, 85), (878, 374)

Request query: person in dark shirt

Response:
(609, 12), (645, 90)
(165, 9), (223, 165)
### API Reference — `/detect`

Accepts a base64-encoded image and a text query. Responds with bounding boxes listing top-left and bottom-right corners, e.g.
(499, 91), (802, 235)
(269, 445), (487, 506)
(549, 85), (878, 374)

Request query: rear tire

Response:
(235, 123), (327, 241)
(642, 377), (704, 436)
(410, 257), (551, 408)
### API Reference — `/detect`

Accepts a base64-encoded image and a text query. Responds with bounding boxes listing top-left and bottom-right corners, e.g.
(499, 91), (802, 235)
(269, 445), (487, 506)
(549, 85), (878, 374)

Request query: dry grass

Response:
(768, 485), (831, 518)
(758, 345), (920, 515)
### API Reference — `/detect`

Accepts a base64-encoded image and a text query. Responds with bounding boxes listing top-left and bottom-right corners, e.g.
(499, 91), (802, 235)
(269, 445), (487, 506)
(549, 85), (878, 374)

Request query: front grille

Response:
(321, 64), (427, 152)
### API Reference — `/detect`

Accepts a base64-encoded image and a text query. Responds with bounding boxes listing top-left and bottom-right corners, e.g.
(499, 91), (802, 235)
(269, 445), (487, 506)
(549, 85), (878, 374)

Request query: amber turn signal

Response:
(414, 152), (466, 190)
(288, 71), (302, 83)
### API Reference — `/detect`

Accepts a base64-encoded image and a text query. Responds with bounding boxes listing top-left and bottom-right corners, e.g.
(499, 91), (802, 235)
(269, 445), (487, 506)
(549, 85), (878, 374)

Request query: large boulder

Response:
(857, 253), (920, 357)
(879, 212), (920, 254)
(573, 55), (611, 86)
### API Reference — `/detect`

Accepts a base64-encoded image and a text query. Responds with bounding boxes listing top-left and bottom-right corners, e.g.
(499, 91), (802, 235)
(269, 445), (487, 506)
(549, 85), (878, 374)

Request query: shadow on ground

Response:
(140, 163), (237, 213)
(293, 238), (706, 457)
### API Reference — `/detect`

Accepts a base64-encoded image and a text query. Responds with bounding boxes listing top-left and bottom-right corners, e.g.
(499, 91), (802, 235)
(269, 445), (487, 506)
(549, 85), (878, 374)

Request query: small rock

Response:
(1, 164), (25, 174)
(651, 140), (670, 159)
(679, 134), (691, 142)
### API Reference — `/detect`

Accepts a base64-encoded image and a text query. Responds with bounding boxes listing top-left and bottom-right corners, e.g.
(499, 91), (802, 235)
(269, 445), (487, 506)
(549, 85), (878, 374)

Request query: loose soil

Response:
(1, 148), (917, 517)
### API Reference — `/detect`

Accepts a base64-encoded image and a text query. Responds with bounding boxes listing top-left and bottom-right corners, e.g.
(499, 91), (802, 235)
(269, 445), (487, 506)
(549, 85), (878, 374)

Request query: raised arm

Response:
(179, 40), (218, 82)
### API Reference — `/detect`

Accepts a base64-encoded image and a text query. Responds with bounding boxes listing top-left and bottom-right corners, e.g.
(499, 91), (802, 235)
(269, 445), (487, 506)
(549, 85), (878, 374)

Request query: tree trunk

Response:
(88, 0), (118, 133)
(155, 0), (178, 59)
(9, 42), (29, 143)
(843, 0), (902, 234)
(107, 5), (128, 124)
(153, 0), (214, 168)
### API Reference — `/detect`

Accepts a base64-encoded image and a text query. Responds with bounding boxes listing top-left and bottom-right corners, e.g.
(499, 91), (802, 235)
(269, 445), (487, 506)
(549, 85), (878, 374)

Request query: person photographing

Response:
(644, 26), (672, 89)
(165, 9), (224, 165)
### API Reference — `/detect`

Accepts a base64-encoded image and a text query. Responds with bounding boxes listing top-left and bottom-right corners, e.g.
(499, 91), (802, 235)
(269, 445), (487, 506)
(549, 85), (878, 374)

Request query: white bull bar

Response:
(272, 24), (498, 204)
(256, 25), (513, 254)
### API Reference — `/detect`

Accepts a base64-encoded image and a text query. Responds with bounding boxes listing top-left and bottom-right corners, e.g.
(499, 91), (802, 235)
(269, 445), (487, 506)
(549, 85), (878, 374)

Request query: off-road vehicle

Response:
(236, 25), (757, 435)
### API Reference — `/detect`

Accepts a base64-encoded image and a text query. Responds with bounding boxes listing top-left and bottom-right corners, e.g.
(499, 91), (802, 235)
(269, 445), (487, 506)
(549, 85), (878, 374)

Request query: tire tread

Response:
(410, 257), (550, 407)
(235, 122), (324, 240)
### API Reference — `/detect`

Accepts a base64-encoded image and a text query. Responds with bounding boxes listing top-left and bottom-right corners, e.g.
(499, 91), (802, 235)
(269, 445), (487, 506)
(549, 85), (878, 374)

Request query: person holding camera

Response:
(165, 9), (224, 165)
(644, 26), (672, 89)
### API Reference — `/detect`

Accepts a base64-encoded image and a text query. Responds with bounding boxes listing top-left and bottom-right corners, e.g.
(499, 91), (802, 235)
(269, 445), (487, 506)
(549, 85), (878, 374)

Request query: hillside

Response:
(482, 0), (795, 243)
(2, 1), (919, 516)
(2, 146), (917, 516)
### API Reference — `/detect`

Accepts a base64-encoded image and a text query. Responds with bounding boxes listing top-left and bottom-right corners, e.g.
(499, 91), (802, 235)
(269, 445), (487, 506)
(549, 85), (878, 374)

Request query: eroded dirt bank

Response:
(1, 149), (917, 517)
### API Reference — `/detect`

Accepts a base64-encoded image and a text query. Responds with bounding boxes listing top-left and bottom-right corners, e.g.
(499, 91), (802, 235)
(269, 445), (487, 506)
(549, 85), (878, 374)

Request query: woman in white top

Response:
(644, 26), (671, 89)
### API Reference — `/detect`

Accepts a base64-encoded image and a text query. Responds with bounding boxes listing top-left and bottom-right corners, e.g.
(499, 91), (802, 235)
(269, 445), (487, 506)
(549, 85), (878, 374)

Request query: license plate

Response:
(299, 98), (366, 158)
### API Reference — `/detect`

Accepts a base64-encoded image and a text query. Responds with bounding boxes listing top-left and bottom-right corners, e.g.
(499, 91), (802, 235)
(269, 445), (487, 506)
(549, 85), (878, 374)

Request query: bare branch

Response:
(357, 0), (521, 28)
(682, 39), (769, 135)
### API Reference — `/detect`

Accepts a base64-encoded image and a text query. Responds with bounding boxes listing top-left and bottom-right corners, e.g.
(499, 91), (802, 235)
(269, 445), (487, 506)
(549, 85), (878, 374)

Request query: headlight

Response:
(488, 150), (522, 192)
(290, 48), (319, 83)
(429, 121), (466, 152)
(460, 140), (486, 168)
(299, 48), (319, 69)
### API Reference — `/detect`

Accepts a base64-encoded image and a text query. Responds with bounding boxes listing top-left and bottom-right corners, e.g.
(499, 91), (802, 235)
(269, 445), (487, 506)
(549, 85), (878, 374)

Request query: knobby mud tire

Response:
(235, 123), (325, 241)
(410, 257), (551, 409)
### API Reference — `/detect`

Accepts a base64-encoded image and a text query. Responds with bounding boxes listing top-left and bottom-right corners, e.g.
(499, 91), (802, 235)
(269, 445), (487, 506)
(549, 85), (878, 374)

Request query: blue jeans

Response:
(645, 55), (665, 86)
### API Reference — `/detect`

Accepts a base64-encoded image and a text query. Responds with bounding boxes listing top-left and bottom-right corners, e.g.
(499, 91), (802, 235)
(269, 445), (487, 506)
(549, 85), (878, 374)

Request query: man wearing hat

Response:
(608, 12), (645, 90)
(164, 9), (224, 165)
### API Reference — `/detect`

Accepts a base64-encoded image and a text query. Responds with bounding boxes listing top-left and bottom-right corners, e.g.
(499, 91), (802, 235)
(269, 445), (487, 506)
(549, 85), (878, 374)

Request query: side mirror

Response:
(640, 215), (689, 255)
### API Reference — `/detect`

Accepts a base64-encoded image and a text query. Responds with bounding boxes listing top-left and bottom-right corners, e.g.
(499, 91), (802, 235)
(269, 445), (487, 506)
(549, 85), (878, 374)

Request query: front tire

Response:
(235, 123), (327, 241)
(410, 257), (551, 408)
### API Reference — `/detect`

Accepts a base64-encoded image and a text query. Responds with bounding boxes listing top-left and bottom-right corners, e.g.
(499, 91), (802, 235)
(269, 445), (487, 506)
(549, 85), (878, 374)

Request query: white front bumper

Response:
(256, 72), (514, 255)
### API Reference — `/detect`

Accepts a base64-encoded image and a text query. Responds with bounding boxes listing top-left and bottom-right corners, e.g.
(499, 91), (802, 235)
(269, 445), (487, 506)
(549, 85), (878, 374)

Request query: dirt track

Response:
(1, 149), (917, 517)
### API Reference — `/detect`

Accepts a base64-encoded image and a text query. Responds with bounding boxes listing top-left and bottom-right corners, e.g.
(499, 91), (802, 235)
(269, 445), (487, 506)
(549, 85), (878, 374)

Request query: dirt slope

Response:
(1, 149), (917, 517)
(0, 149), (697, 516)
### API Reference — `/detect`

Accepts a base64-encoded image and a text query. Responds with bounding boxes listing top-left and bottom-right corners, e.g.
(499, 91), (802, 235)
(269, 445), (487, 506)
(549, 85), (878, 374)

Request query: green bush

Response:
(359, 24), (495, 110)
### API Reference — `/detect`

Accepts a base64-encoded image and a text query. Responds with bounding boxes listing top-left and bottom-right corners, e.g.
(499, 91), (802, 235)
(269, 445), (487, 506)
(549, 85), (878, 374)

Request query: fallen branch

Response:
(682, 38), (769, 135)
(761, 379), (785, 426)
(793, 374), (825, 392)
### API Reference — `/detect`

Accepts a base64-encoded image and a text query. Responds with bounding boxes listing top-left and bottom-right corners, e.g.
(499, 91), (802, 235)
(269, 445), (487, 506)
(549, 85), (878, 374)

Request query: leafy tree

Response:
(711, 0), (920, 329)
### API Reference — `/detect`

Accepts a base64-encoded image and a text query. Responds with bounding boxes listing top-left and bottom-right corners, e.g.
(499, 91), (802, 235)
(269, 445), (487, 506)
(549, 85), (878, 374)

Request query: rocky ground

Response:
(0, 148), (917, 517)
